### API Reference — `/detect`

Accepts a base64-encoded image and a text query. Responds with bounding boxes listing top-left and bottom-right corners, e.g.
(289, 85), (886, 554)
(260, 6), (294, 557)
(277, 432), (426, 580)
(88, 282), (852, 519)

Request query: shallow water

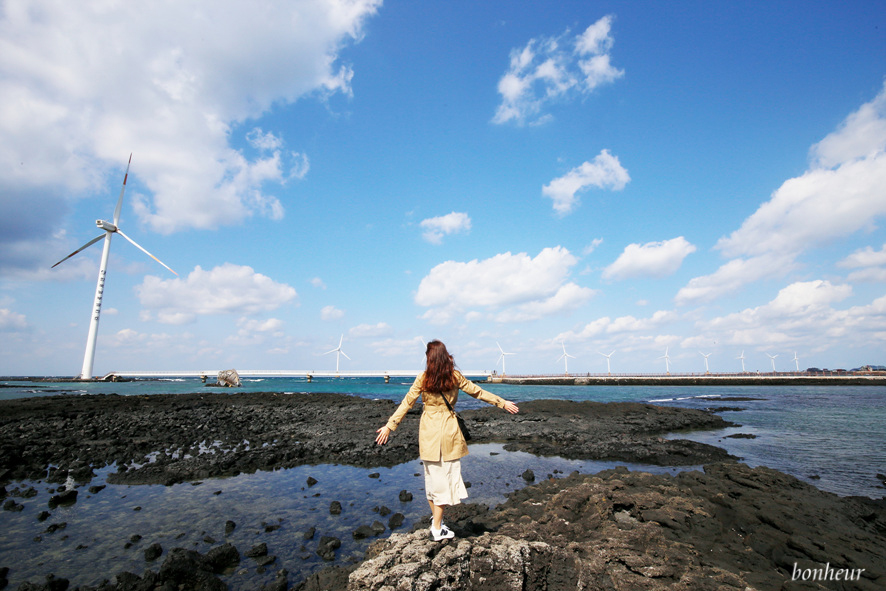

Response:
(0, 443), (694, 589)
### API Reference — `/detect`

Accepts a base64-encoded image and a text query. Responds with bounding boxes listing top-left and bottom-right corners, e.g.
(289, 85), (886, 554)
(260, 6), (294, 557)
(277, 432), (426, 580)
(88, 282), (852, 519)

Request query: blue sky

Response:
(2, 0), (885, 376)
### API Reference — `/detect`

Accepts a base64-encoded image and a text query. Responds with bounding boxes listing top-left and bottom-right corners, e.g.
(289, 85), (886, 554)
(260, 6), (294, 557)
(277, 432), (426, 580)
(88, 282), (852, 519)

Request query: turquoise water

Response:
(1, 377), (884, 588)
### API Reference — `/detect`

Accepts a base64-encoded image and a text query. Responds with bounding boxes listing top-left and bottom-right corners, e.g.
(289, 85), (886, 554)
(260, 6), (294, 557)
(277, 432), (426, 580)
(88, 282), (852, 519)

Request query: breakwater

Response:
(489, 373), (886, 386)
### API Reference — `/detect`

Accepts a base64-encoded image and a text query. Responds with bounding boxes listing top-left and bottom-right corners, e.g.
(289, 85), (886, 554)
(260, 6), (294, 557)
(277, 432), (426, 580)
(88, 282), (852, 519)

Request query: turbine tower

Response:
(767, 353), (778, 373)
(597, 350), (615, 375)
(52, 155), (177, 380)
(792, 352), (800, 372)
(658, 347), (671, 375)
(557, 342), (575, 375)
(700, 351), (712, 374)
(737, 351), (746, 373)
(496, 342), (515, 375)
(323, 334), (350, 373)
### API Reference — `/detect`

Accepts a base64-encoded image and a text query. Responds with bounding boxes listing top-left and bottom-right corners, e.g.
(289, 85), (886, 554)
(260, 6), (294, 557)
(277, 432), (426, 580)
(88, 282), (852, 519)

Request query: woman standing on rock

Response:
(375, 340), (519, 541)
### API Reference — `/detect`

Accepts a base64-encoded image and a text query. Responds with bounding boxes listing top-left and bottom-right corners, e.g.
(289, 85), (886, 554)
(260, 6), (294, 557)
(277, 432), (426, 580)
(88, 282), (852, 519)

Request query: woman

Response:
(375, 340), (519, 541)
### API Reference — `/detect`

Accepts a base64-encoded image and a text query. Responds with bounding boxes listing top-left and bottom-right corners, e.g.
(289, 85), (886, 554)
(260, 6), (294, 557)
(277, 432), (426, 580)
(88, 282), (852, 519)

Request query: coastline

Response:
(1, 391), (883, 590)
(489, 373), (886, 386)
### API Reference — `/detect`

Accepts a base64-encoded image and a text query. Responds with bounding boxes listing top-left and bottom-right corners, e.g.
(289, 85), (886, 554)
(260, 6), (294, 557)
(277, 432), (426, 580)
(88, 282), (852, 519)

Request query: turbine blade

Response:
(115, 229), (178, 276)
(51, 234), (105, 268)
(340, 351), (351, 360)
(113, 154), (132, 226)
(323, 348), (337, 355)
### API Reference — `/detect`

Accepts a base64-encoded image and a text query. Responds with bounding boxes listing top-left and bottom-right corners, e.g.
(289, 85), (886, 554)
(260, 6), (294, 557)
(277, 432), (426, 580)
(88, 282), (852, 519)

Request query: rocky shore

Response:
(0, 392), (734, 487)
(1, 391), (883, 590)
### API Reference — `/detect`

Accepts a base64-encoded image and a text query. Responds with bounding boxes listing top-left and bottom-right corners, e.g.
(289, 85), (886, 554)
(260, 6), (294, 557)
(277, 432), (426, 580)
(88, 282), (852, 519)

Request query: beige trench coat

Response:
(384, 370), (507, 462)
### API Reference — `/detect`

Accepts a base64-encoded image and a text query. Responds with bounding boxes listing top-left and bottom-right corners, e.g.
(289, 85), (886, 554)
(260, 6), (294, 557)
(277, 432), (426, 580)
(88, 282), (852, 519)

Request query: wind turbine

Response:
(52, 155), (177, 380)
(323, 334), (350, 373)
(496, 342), (515, 375)
(699, 351), (711, 374)
(792, 351), (800, 372)
(597, 350), (615, 375)
(557, 342), (575, 375)
(737, 351), (746, 373)
(658, 347), (671, 375)
(767, 353), (778, 373)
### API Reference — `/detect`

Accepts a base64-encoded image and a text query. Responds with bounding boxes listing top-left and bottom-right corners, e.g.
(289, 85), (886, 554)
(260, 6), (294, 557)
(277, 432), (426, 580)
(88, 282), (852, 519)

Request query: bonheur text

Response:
(792, 562), (865, 582)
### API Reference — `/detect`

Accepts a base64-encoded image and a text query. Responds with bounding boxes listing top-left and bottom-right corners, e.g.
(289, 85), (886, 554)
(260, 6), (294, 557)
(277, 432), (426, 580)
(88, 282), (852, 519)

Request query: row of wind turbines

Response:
(53, 157), (807, 380)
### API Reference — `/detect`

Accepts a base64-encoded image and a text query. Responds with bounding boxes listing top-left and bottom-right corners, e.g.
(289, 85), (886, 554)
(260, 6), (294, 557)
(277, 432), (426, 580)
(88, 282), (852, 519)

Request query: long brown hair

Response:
(423, 340), (458, 392)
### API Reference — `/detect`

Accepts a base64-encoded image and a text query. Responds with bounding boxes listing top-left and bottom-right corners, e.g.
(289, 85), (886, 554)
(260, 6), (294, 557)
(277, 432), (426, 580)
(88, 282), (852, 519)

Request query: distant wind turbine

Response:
(557, 342), (575, 375)
(658, 347), (671, 375)
(700, 351), (712, 374)
(767, 353), (778, 373)
(792, 351), (800, 372)
(737, 351), (746, 373)
(52, 155), (177, 380)
(324, 334), (350, 373)
(496, 342), (515, 375)
(597, 350), (615, 375)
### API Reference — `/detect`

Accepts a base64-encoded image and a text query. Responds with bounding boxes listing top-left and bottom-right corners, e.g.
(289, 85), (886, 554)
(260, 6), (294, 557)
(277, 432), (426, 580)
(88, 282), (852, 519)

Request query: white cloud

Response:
(416, 246), (593, 324)
(495, 283), (597, 323)
(694, 280), (883, 350)
(838, 244), (886, 268)
(246, 128), (284, 151)
(559, 310), (675, 340)
(603, 237), (696, 280)
(321, 305), (344, 320)
(675, 253), (794, 305)
(542, 150), (629, 215)
(0, 308), (27, 331)
(311, 277), (328, 289)
(420, 212), (472, 244)
(136, 263), (297, 324)
(370, 336), (425, 358)
(582, 238), (604, 255)
(678, 82), (886, 304)
(492, 15), (623, 125)
(0, 0), (381, 249)
(349, 322), (392, 338)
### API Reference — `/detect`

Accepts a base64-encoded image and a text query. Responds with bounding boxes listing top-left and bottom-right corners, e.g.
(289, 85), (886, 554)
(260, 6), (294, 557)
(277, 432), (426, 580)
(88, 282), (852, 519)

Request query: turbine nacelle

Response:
(97, 219), (118, 232)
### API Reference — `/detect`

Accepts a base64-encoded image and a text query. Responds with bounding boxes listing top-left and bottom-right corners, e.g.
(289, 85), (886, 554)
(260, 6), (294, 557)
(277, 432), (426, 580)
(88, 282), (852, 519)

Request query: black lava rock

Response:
(398, 490), (413, 502)
(144, 542), (163, 561)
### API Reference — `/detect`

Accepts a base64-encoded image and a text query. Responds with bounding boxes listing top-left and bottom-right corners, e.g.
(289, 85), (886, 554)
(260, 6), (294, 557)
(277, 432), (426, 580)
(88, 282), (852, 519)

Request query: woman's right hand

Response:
(375, 426), (391, 445)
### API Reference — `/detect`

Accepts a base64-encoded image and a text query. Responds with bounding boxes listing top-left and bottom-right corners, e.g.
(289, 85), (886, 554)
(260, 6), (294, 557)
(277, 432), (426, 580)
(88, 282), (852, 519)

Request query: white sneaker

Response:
(430, 524), (455, 541)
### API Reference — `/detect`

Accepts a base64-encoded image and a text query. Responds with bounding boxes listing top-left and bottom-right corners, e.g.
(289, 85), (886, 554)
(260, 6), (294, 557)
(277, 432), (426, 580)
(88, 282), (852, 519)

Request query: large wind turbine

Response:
(792, 352), (800, 372)
(700, 351), (712, 374)
(737, 351), (746, 373)
(658, 347), (671, 375)
(496, 342), (515, 375)
(557, 342), (575, 375)
(52, 155), (177, 380)
(597, 350), (615, 375)
(323, 334), (350, 373)
(767, 353), (778, 373)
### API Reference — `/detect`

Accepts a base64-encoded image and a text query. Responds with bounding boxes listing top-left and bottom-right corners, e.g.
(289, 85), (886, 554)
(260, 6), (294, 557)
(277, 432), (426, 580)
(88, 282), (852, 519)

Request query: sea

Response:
(0, 377), (884, 589)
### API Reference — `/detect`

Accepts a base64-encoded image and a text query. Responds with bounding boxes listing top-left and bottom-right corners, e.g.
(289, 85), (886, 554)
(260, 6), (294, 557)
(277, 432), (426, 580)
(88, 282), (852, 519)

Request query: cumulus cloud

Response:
(0, 308), (28, 331)
(369, 336), (425, 358)
(136, 263), (298, 324)
(349, 322), (392, 338)
(542, 150), (629, 215)
(311, 277), (328, 289)
(603, 237), (696, 280)
(0, 0), (381, 259)
(838, 243), (886, 282)
(321, 305), (344, 320)
(678, 82), (886, 304)
(555, 310), (676, 343)
(415, 246), (594, 324)
(492, 15), (624, 125)
(420, 212), (472, 244)
(694, 280), (875, 349)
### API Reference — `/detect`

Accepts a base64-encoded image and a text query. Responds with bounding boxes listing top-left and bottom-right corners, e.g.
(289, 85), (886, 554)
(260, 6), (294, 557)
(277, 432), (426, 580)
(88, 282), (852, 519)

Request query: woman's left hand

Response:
(503, 400), (519, 414)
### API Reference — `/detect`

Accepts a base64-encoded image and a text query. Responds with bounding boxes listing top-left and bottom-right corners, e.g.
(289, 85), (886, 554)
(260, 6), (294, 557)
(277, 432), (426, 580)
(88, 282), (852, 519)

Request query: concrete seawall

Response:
(488, 374), (886, 386)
